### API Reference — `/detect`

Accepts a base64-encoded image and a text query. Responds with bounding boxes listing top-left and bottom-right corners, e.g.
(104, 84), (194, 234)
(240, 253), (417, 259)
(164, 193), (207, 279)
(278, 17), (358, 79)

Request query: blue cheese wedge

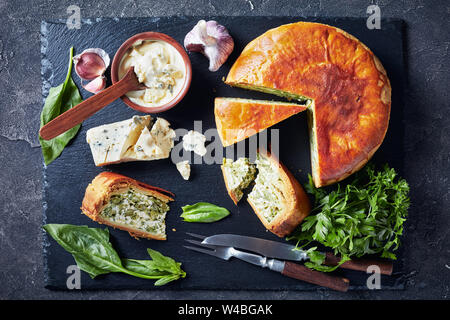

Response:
(86, 116), (151, 166)
(132, 118), (176, 160)
(176, 160), (191, 180)
(86, 115), (175, 166)
(182, 130), (207, 156)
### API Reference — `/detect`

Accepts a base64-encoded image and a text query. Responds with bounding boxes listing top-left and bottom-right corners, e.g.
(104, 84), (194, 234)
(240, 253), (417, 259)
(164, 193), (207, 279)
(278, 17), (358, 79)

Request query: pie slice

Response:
(220, 150), (311, 237)
(214, 97), (307, 147)
(81, 172), (174, 240)
(225, 22), (391, 187)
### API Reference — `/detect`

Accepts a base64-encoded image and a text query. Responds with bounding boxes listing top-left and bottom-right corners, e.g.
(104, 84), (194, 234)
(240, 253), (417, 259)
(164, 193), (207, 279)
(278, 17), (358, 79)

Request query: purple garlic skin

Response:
(73, 48), (110, 94)
(82, 76), (106, 94)
(184, 20), (234, 72)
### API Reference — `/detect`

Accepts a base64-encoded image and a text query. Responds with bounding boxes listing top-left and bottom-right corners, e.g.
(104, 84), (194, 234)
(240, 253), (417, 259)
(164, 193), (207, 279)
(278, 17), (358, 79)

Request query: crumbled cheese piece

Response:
(182, 130), (207, 156)
(133, 117), (176, 160)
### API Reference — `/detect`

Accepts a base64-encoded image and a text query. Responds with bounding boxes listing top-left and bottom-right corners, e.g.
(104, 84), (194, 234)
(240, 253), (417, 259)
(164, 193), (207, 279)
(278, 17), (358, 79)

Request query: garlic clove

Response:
(73, 48), (110, 80)
(184, 20), (234, 72)
(82, 76), (106, 94)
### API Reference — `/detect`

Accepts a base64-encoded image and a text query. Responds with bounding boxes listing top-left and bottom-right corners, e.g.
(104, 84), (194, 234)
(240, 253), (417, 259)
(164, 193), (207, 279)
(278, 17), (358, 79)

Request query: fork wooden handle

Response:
(282, 261), (349, 292)
(324, 252), (393, 275)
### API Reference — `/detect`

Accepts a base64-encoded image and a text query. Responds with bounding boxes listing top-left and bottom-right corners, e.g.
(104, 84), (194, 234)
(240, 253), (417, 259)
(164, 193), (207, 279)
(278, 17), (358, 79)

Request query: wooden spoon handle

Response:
(282, 261), (349, 292)
(39, 68), (140, 141)
(324, 252), (393, 275)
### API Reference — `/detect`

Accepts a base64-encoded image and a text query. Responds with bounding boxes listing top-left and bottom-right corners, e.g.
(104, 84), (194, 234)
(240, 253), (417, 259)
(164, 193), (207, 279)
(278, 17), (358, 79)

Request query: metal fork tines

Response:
(184, 233), (233, 261)
(185, 232), (206, 240)
(184, 233), (350, 292)
(184, 232), (284, 272)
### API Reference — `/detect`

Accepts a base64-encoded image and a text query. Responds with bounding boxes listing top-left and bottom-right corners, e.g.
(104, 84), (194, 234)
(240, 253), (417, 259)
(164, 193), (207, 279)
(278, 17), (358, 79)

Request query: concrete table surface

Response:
(0, 0), (448, 299)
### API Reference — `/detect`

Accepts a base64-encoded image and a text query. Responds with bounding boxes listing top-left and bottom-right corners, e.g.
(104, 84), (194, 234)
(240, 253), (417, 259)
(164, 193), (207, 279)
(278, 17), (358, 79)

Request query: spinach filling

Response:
(222, 158), (257, 202)
(228, 82), (310, 104)
(101, 188), (169, 235)
(223, 155), (284, 223)
(247, 153), (284, 223)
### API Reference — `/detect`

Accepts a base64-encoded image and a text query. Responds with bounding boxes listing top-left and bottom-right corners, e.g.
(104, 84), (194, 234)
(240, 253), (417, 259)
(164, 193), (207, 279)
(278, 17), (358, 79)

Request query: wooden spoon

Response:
(39, 67), (145, 141)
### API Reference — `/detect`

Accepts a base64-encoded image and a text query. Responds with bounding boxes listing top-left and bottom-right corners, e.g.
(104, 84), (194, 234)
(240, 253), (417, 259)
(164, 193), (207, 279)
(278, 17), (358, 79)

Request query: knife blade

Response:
(202, 233), (309, 261)
(202, 233), (394, 275)
(185, 236), (349, 292)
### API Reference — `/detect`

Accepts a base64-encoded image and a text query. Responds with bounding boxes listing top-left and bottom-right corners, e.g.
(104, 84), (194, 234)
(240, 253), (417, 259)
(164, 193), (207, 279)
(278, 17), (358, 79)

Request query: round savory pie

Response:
(225, 21), (391, 187)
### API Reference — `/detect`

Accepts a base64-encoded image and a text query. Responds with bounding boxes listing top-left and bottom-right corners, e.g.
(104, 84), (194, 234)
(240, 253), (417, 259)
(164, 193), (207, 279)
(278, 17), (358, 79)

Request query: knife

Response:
(202, 234), (393, 275)
(185, 233), (350, 292)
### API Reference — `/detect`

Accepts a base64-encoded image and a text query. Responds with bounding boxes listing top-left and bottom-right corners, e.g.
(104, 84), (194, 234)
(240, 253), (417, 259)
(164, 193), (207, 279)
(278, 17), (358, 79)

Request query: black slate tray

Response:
(41, 16), (406, 290)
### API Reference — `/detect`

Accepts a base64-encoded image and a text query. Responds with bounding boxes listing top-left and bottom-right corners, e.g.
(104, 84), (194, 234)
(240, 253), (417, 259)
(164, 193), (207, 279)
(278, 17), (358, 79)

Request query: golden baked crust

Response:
(214, 98), (307, 147)
(226, 22), (391, 187)
(81, 172), (174, 240)
(247, 151), (311, 237)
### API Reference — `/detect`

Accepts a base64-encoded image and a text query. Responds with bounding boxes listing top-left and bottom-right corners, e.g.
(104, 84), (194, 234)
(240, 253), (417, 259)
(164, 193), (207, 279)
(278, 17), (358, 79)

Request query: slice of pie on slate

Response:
(214, 97), (307, 147)
(225, 21), (391, 187)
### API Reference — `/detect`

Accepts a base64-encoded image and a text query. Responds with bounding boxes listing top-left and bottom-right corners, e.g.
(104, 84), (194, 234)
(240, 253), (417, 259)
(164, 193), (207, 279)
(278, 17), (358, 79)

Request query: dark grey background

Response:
(0, 0), (448, 299)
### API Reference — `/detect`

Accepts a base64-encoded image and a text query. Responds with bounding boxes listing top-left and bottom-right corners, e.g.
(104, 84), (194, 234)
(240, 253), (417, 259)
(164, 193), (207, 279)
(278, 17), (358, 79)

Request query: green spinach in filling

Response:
(222, 158), (257, 202)
(101, 188), (169, 235)
(248, 153), (284, 223)
(229, 83), (310, 104)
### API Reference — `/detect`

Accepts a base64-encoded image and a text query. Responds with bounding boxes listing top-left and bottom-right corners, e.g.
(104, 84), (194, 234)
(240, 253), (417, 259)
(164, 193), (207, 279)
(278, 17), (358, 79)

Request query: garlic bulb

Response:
(184, 20), (234, 72)
(73, 48), (110, 93)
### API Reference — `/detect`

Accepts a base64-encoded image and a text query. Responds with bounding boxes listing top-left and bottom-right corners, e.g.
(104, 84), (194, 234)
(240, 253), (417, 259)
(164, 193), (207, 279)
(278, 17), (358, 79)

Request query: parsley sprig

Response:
(288, 164), (410, 271)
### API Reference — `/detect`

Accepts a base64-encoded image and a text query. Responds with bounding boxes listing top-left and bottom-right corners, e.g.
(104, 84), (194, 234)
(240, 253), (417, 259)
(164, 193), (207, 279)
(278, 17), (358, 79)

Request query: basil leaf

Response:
(154, 274), (182, 286)
(129, 254), (186, 286)
(181, 202), (230, 223)
(147, 248), (186, 277)
(121, 259), (170, 277)
(43, 224), (125, 278)
(73, 255), (113, 279)
(39, 47), (83, 165)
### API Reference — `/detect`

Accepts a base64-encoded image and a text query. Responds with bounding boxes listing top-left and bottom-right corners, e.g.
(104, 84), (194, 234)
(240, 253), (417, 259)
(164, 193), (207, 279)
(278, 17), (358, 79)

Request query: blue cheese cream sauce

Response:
(118, 40), (186, 108)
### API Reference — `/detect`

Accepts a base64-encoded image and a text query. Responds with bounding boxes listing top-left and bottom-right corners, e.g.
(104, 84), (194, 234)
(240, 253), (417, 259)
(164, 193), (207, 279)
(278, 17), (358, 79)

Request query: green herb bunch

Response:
(288, 164), (410, 271)
(44, 224), (186, 286)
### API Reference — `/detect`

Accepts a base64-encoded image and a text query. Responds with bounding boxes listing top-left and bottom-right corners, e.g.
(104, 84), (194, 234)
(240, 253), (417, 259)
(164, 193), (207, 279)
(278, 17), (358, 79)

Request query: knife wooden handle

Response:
(324, 252), (393, 275)
(281, 261), (349, 292)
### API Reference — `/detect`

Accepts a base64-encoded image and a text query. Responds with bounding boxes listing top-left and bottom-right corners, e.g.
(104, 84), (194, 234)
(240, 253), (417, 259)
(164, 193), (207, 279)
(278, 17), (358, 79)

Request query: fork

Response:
(184, 232), (350, 292)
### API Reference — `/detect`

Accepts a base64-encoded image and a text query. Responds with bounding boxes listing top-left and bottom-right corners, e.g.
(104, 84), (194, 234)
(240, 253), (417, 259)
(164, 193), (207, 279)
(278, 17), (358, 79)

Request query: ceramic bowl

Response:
(111, 32), (192, 113)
